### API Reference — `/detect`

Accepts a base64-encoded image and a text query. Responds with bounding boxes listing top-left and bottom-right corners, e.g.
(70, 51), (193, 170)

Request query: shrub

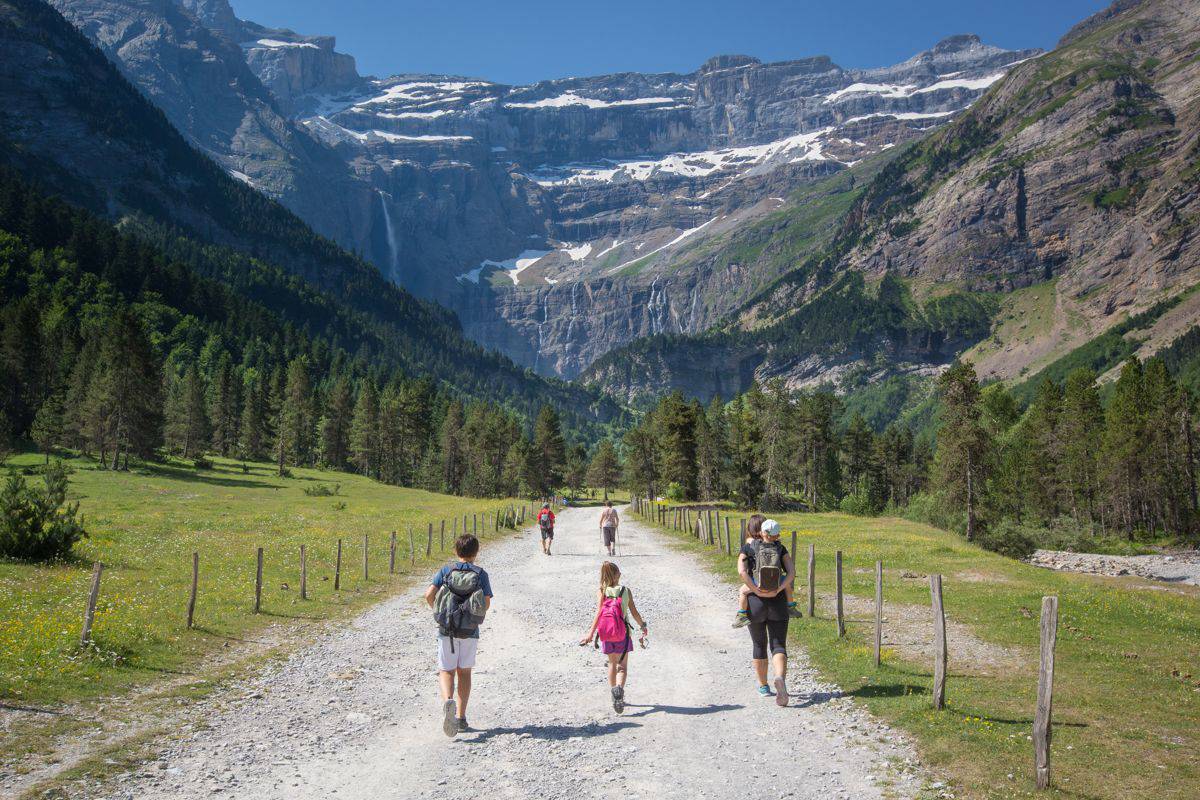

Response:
(665, 482), (686, 502)
(303, 483), (341, 497)
(902, 491), (966, 534)
(839, 490), (877, 517)
(0, 462), (87, 560)
(976, 519), (1039, 560)
(331, 500), (347, 512)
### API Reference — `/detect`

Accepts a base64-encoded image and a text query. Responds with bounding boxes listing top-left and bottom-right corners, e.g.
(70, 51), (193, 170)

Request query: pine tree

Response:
(932, 361), (990, 541)
(165, 364), (209, 459)
(587, 439), (622, 501)
(238, 370), (269, 461)
(1102, 359), (1146, 537)
(30, 393), (64, 463)
(350, 379), (380, 478)
(654, 392), (697, 499)
(90, 309), (162, 469)
(208, 352), (238, 457)
(277, 357), (313, 472)
(437, 399), (465, 494)
(1058, 368), (1103, 527)
(565, 441), (588, 497)
(842, 413), (874, 492)
(532, 405), (567, 495)
(320, 375), (353, 470)
(694, 397), (728, 501)
(622, 424), (659, 499)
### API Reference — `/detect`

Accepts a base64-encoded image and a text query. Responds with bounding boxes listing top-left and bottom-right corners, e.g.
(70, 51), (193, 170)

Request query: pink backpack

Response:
(597, 587), (629, 643)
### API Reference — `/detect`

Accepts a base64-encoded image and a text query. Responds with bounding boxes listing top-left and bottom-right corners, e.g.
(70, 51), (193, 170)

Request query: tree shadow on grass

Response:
(188, 626), (271, 645)
(0, 702), (63, 715)
(140, 462), (283, 489)
(622, 702), (743, 718)
(465, 720), (640, 743)
(258, 609), (327, 622)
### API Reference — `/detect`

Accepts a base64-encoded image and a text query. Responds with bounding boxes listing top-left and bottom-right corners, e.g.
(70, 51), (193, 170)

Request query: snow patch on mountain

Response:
(505, 93), (682, 109)
(458, 249), (553, 285)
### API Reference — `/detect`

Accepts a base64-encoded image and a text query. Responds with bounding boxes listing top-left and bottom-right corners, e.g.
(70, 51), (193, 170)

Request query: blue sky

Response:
(231, 0), (1109, 84)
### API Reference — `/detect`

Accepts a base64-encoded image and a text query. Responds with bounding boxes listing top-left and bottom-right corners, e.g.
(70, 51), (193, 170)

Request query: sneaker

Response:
(774, 677), (789, 707)
(457, 717), (471, 733)
(441, 698), (457, 738)
(732, 612), (751, 629)
(787, 603), (803, 619)
(757, 684), (773, 698)
(611, 685), (625, 714)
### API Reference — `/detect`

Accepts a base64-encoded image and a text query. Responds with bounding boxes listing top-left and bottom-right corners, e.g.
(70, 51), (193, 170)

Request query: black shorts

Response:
(540, 527), (554, 540)
(602, 526), (616, 546)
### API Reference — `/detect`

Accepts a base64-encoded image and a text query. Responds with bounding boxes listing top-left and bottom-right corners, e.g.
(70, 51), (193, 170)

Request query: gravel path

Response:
(101, 507), (924, 800)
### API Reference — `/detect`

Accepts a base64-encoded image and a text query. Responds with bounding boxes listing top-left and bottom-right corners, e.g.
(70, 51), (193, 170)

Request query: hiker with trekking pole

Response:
(537, 502), (556, 555)
(579, 561), (647, 714)
(599, 501), (620, 556)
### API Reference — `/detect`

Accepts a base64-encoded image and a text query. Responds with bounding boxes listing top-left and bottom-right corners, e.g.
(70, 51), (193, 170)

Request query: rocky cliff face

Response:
(49, 0), (1038, 378)
(584, 0), (1200, 403)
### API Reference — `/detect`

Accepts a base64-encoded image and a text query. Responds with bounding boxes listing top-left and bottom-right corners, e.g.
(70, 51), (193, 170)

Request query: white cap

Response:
(762, 519), (781, 537)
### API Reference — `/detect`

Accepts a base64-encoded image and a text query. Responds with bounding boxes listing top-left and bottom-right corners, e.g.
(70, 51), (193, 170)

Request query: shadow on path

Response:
(465, 720), (641, 742)
(622, 703), (744, 718)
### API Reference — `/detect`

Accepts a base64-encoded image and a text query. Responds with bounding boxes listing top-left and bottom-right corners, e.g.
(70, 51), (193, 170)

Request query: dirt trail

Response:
(92, 506), (926, 800)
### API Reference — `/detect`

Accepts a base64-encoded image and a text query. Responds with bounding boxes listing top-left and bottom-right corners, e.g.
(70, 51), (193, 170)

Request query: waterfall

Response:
(564, 282), (579, 351)
(533, 291), (549, 373)
(377, 190), (399, 282)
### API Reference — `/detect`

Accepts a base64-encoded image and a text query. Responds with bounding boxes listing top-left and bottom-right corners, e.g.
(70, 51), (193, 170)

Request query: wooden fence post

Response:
(874, 560), (883, 667)
(426, 523), (433, 558)
(835, 550), (845, 637)
(80, 562), (103, 646)
(254, 547), (263, 613)
(300, 545), (307, 600)
(473, 514), (477, 535)
(389, 532), (396, 575)
(187, 552), (199, 628)
(440, 520), (446, 552)
(807, 543), (816, 617)
(1034, 595), (1059, 790)
(408, 527), (415, 566)
(334, 538), (342, 589)
(362, 534), (369, 581)
(931, 574), (947, 710)
(724, 517), (732, 554)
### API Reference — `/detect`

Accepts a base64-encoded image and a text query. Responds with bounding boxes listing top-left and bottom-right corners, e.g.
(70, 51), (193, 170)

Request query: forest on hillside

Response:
(621, 359), (1199, 556)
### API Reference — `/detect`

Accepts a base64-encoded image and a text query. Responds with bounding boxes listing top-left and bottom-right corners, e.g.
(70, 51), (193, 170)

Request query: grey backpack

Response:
(753, 541), (783, 591)
(433, 566), (487, 640)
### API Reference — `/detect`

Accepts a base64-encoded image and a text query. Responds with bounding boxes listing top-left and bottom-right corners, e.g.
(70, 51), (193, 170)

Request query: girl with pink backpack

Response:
(579, 561), (647, 713)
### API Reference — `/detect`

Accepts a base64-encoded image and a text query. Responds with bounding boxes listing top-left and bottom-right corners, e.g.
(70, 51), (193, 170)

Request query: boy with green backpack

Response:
(424, 534), (492, 737)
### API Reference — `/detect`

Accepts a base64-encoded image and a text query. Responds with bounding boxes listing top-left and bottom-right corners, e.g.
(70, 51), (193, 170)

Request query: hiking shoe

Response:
(732, 612), (751, 628)
(757, 684), (773, 698)
(774, 677), (789, 707)
(787, 604), (803, 619)
(611, 685), (625, 714)
(441, 699), (458, 737)
(457, 717), (471, 733)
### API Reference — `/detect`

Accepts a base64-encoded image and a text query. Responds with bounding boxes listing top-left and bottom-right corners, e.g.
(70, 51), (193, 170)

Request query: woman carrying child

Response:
(733, 515), (802, 627)
(580, 561), (648, 714)
(736, 518), (796, 705)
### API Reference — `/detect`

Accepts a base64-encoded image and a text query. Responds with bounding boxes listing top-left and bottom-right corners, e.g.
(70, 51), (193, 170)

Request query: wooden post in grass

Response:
(473, 514), (477, 535)
(334, 539), (343, 589)
(254, 547), (264, 613)
(1034, 595), (1059, 790)
(874, 560), (883, 667)
(724, 517), (732, 554)
(389, 532), (396, 575)
(408, 527), (415, 566)
(426, 523), (433, 558)
(835, 550), (845, 637)
(362, 534), (369, 581)
(80, 561), (103, 646)
(790, 531), (797, 565)
(440, 520), (445, 552)
(187, 552), (199, 628)
(807, 544), (816, 617)
(300, 545), (307, 600)
(931, 574), (947, 710)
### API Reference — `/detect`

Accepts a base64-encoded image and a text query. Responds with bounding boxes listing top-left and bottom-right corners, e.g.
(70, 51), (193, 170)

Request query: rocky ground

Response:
(90, 507), (929, 800)
(1028, 549), (1200, 586)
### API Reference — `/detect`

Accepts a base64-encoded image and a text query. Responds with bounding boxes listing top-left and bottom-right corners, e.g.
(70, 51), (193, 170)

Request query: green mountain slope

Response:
(0, 0), (618, 430)
(584, 0), (1200, 408)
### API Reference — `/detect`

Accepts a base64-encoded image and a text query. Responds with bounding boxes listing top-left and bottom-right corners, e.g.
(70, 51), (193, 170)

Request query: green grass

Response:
(636, 505), (1199, 800)
(0, 452), (526, 707)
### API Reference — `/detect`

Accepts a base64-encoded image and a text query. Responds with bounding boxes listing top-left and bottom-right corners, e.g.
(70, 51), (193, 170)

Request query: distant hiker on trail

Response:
(537, 503), (556, 555)
(599, 501), (620, 555)
(579, 561), (647, 714)
(425, 534), (492, 737)
(736, 518), (795, 706)
(733, 514), (802, 628)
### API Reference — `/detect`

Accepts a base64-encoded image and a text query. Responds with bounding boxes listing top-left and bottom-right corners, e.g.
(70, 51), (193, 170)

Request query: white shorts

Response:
(437, 636), (479, 671)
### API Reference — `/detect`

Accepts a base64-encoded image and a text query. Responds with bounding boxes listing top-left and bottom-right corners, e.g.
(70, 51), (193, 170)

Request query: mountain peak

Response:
(931, 33), (983, 52)
(698, 54), (761, 73)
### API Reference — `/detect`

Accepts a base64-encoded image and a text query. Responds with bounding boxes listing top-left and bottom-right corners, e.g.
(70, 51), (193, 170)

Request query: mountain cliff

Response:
(583, 0), (1200, 406)
(46, 0), (1038, 377)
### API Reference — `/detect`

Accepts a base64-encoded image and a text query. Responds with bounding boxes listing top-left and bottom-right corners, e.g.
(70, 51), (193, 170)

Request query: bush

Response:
(665, 482), (686, 502)
(902, 491), (967, 534)
(0, 461), (87, 560)
(303, 483), (341, 497)
(976, 519), (1039, 560)
(839, 490), (877, 517)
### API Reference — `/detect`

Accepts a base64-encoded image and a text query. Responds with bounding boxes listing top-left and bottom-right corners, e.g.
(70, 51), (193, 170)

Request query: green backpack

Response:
(433, 565), (487, 641)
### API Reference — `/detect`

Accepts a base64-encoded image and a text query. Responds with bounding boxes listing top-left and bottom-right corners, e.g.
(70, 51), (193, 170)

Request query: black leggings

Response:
(748, 618), (789, 660)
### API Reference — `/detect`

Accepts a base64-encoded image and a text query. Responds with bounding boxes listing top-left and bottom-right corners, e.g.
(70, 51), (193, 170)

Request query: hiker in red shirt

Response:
(537, 503), (556, 555)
